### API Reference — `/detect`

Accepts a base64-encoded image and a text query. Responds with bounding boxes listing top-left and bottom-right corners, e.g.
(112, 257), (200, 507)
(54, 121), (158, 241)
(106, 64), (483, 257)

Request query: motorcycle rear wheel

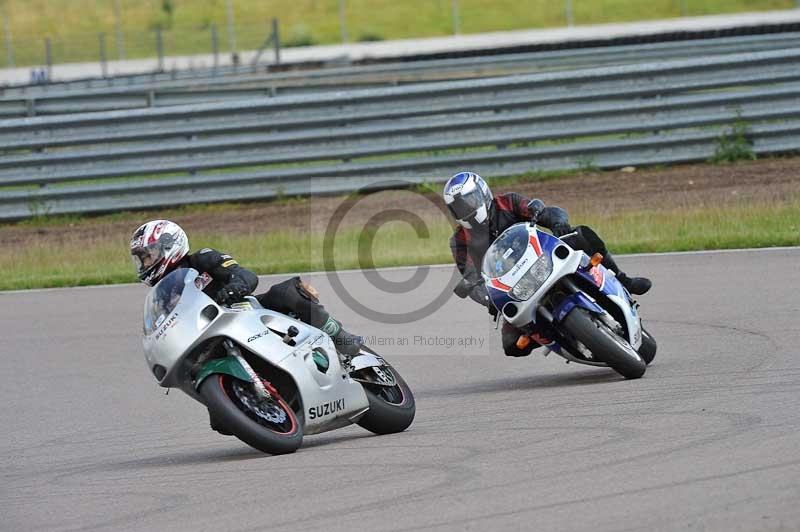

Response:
(200, 374), (303, 455)
(639, 327), (657, 365)
(563, 308), (646, 379)
(355, 357), (415, 435)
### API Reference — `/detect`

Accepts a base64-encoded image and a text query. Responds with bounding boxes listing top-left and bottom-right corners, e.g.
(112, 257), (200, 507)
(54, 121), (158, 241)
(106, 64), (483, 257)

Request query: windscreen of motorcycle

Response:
(482, 225), (531, 278)
(143, 268), (190, 336)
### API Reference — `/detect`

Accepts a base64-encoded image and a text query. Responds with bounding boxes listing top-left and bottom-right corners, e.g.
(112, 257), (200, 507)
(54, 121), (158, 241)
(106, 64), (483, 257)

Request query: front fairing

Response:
(481, 223), (642, 350)
(142, 269), (222, 385)
(482, 223), (575, 319)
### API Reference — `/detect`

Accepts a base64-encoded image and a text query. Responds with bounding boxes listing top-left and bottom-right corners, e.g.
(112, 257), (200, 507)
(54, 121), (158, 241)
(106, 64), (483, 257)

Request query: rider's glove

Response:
(551, 223), (573, 237)
(527, 199), (545, 223)
(470, 282), (497, 317)
(468, 281), (488, 304)
(216, 281), (250, 305)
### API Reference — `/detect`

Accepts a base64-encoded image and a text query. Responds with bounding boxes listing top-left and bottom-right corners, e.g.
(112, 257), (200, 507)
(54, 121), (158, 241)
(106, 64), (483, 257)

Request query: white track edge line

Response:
(3, 246), (798, 294)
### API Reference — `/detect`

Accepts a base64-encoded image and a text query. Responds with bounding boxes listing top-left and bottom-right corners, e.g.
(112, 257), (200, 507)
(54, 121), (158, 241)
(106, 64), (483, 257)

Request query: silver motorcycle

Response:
(141, 268), (415, 455)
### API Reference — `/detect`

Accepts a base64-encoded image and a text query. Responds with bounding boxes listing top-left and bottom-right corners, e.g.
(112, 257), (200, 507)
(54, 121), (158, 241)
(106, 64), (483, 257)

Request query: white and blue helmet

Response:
(443, 171), (493, 229)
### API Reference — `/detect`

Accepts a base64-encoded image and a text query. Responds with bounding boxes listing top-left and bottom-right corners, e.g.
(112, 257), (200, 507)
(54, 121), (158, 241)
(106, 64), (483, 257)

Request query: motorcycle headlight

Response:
(511, 254), (553, 300)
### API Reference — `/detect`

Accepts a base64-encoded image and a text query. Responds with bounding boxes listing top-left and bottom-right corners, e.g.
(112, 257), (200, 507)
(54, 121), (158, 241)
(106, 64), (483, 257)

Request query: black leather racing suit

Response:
(450, 193), (612, 357)
(176, 248), (345, 338)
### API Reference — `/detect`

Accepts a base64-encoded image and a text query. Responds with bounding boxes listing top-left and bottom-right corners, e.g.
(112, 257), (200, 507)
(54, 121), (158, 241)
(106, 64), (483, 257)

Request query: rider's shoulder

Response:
(188, 248), (224, 269)
(451, 225), (469, 240)
(493, 192), (515, 210)
(495, 191), (532, 213)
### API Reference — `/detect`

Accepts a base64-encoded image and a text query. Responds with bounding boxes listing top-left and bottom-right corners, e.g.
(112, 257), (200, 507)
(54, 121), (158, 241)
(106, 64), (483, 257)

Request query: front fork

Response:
(559, 279), (624, 333)
(193, 339), (274, 400)
(223, 339), (272, 400)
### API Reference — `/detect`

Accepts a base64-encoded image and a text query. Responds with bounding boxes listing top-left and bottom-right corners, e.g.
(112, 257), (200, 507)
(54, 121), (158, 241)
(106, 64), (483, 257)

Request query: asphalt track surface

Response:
(2, 248), (799, 532)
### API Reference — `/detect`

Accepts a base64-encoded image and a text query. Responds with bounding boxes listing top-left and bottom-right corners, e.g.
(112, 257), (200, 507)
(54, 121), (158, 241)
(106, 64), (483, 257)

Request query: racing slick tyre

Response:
(200, 374), (303, 455)
(639, 327), (657, 365)
(563, 308), (646, 380)
(355, 351), (415, 435)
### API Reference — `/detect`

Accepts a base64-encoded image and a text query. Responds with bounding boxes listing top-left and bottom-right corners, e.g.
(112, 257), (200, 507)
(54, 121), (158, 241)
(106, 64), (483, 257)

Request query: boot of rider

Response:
(321, 316), (363, 358)
(601, 253), (652, 296)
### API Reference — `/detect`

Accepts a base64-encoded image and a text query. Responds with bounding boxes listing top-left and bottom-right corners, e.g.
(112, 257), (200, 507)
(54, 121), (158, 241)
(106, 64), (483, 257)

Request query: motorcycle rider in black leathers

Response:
(443, 172), (652, 357)
(129, 220), (363, 357)
(130, 220), (364, 435)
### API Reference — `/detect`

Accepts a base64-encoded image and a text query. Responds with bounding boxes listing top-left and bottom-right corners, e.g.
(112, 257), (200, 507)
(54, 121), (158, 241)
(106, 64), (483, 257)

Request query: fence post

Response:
(211, 23), (219, 73)
(225, 0), (237, 55)
(113, 0), (125, 60)
(338, 0), (348, 43)
(44, 37), (52, 80)
(99, 33), (108, 77)
(156, 26), (164, 72)
(451, 0), (461, 35)
(2, 9), (13, 68)
(272, 18), (280, 65)
(566, 0), (574, 27)
(250, 18), (281, 68)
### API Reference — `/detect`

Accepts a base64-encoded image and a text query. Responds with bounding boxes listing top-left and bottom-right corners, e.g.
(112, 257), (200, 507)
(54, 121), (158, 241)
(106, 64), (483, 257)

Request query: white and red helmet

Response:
(130, 220), (189, 286)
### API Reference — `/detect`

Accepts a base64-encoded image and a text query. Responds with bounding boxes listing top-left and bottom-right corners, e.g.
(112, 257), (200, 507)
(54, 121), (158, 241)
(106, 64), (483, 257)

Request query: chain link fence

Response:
(1, 24), (278, 74)
(1, 0), (796, 71)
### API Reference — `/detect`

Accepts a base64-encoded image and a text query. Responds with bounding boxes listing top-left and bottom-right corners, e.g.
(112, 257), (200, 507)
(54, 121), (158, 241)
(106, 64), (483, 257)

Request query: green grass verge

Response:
(2, 198), (798, 291)
(1, 0), (793, 68)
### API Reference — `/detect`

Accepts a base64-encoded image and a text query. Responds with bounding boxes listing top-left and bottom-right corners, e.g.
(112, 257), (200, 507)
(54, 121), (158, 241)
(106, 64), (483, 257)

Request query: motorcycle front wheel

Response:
(562, 308), (646, 379)
(200, 374), (303, 455)
(355, 356), (416, 435)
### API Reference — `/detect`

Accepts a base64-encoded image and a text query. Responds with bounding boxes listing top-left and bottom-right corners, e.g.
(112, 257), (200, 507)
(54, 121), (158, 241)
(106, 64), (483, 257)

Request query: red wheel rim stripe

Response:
(218, 375), (298, 435)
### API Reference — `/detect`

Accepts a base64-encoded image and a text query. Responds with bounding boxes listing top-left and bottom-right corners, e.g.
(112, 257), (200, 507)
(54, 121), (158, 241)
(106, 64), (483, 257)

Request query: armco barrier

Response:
(1, 32), (799, 116)
(1, 47), (799, 220)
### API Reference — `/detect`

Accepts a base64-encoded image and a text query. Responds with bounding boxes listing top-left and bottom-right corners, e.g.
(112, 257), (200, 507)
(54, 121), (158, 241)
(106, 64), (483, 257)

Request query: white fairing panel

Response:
(603, 269), (643, 350)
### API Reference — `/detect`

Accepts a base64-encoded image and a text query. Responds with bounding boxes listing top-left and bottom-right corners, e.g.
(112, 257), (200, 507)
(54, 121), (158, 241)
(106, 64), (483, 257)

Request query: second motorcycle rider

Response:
(444, 171), (652, 357)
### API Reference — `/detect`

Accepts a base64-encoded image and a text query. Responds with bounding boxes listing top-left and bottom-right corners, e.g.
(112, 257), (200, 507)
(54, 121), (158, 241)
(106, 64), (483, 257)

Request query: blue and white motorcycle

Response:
(477, 222), (657, 379)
